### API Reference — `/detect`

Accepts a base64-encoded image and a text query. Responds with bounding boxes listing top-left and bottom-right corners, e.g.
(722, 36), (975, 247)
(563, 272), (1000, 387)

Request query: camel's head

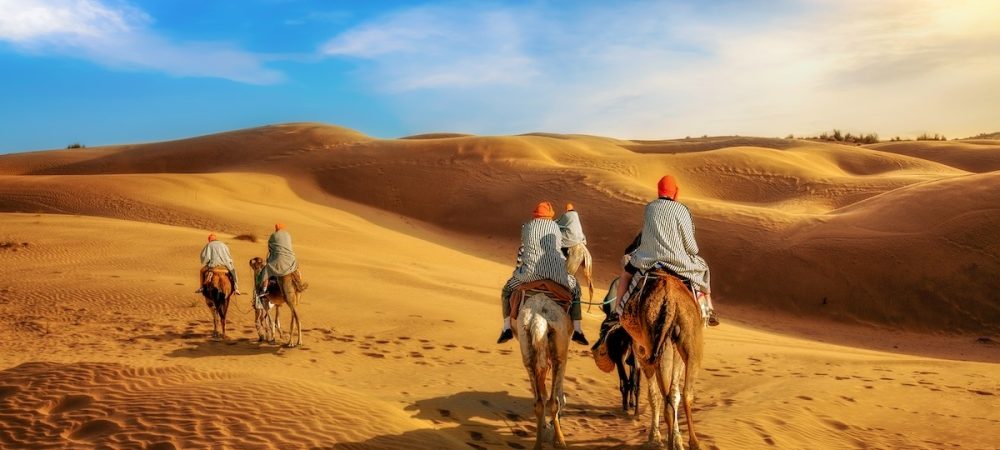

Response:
(249, 257), (265, 272)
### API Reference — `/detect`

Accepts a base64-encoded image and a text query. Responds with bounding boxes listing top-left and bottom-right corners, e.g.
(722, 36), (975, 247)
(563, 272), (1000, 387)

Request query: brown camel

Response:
(512, 288), (572, 450)
(564, 243), (595, 307)
(249, 257), (303, 347)
(619, 271), (704, 450)
(200, 267), (233, 340)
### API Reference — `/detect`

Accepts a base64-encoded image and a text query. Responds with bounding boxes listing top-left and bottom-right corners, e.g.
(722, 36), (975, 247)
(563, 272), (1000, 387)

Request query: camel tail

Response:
(525, 313), (551, 375)
(647, 300), (670, 365)
(584, 247), (595, 301)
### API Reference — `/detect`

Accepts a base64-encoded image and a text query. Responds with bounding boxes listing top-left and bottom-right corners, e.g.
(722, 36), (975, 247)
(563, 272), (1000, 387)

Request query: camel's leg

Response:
(616, 359), (630, 413)
(632, 364), (641, 416)
(550, 341), (568, 448)
(280, 278), (302, 347)
(665, 351), (683, 450)
(210, 305), (219, 339)
(644, 364), (663, 447)
(654, 350), (681, 450)
(272, 305), (283, 343)
(219, 296), (229, 340)
(532, 366), (548, 450)
(681, 349), (702, 450)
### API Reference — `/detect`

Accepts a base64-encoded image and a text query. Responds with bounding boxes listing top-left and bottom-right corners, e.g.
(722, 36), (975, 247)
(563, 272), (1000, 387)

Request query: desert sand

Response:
(0, 123), (997, 449)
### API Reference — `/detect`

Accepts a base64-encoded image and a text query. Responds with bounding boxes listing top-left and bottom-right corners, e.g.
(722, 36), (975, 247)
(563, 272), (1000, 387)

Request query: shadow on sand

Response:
(317, 390), (643, 449)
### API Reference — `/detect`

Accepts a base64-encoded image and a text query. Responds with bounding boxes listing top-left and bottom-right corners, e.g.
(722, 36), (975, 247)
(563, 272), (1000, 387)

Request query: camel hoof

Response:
(644, 438), (664, 449)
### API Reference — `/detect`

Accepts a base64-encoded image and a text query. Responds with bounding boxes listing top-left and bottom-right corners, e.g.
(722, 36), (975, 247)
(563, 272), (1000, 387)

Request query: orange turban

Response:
(566, 202), (575, 211)
(657, 175), (679, 200)
(275, 223), (285, 231)
(207, 233), (217, 242)
(532, 201), (555, 219)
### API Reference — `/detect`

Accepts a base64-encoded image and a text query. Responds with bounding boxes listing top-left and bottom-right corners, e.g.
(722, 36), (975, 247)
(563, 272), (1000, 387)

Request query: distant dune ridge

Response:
(1, 122), (996, 333)
(0, 123), (998, 449)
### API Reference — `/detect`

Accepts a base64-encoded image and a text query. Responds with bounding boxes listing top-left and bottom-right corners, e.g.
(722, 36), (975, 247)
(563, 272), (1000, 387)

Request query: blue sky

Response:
(1, 0), (998, 152)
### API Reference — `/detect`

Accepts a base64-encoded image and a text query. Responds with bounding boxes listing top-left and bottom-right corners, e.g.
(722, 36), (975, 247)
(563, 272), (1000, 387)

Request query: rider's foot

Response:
(571, 331), (590, 346)
(708, 309), (720, 327)
(234, 290), (243, 296)
(497, 328), (513, 344)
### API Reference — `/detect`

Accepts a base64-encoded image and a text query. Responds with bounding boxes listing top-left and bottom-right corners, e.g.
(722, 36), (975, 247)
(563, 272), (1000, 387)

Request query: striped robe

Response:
(628, 198), (711, 292)
(556, 211), (587, 247)
(502, 218), (581, 318)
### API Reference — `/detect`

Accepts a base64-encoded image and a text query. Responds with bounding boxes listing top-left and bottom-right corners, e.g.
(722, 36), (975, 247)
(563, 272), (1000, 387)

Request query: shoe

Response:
(234, 290), (243, 296)
(708, 310), (720, 327)
(497, 328), (513, 344)
(572, 331), (590, 346)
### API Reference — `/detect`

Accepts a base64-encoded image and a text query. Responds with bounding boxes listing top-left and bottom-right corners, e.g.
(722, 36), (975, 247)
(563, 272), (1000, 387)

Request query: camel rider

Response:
(556, 202), (587, 257)
(614, 175), (719, 326)
(195, 233), (241, 295)
(258, 223), (309, 293)
(498, 201), (590, 346)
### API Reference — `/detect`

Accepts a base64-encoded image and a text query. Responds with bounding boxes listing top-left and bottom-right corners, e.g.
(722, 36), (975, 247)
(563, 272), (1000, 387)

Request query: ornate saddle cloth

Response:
(509, 279), (573, 321)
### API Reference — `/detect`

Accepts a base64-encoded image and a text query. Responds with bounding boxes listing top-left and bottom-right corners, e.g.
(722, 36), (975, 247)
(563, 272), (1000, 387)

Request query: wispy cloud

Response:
(320, 0), (1000, 138)
(0, 0), (283, 84)
(321, 5), (537, 90)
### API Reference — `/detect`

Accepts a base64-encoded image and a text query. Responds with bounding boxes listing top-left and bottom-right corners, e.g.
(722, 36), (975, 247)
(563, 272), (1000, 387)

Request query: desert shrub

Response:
(66, 143), (85, 149)
(916, 133), (946, 141)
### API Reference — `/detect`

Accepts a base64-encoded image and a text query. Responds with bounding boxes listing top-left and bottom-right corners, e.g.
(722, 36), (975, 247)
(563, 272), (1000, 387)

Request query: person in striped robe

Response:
(498, 201), (589, 345)
(614, 175), (719, 326)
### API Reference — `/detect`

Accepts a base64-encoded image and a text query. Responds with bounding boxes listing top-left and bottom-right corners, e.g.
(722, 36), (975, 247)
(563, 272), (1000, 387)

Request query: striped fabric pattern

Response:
(508, 218), (577, 289)
(555, 211), (587, 247)
(628, 198), (711, 292)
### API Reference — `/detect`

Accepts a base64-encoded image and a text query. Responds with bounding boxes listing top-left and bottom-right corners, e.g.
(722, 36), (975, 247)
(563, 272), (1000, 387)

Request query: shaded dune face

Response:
(0, 123), (997, 333)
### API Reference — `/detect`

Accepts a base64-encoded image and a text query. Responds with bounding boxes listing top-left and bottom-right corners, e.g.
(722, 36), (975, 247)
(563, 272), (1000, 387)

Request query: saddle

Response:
(202, 266), (230, 286)
(508, 280), (574, 321)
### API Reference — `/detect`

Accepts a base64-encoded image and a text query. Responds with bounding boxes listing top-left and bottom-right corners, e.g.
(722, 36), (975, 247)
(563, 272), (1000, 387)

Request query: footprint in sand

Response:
(67, 419), (122, 441)
(438, 408), (451, 418)
(469, 431), (484, 441)
(506, 441), (526, 449)
(48, 394), (95, 414)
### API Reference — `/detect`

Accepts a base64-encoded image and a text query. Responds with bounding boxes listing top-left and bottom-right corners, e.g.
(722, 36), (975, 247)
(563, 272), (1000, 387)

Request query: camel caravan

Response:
(194, 175), (715, 447)
(197, 224), (309, 347)
(501, 176), (717, 449)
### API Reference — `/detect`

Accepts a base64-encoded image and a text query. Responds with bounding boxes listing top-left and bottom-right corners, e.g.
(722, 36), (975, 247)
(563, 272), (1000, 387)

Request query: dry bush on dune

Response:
(916, 133), (947, 141)
(66, 143), (85, 149)
(810, 129), (879, 144)
(964, 131), (1000, 140)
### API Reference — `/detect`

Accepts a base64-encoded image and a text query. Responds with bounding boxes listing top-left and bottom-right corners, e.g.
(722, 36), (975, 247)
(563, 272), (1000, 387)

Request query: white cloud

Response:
(0, 0), (283, 84)
(320, 0), (1000, 138)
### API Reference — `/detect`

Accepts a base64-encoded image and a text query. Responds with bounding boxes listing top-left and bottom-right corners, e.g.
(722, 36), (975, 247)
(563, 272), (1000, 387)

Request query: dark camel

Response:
(200, 267), (233, 340)
(619, 271), (704, 450)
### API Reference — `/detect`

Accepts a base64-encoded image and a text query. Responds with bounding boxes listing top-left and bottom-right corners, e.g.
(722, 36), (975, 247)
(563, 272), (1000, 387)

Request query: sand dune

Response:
(0, 123), (997, 448)
(0, 212), (996, 449)
(1, 123), (995, 333)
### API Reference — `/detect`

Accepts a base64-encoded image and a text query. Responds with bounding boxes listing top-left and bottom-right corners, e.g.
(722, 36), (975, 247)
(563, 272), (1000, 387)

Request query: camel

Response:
(591, 300), (640, 415)
(564, 243), (595, 307)
(512, 289), (573, 450)
(249, 257), (303, 348)
(619, 271), (704, 450)
(200, 267), (233, 340)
